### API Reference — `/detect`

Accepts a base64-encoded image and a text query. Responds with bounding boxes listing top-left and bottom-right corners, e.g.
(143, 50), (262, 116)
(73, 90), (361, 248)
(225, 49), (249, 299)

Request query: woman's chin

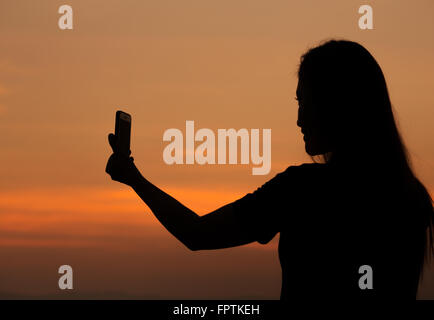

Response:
(305, 142), (327, 157)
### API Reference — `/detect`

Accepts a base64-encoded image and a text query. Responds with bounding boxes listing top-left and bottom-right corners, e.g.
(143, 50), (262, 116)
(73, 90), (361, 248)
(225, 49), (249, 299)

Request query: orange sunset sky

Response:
(1, 0), (434, 299)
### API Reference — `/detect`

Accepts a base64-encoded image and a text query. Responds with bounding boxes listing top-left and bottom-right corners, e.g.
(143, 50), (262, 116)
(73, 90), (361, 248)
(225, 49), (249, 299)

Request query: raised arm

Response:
(105, 133), (258, 251)
(131, 175), (259, 251)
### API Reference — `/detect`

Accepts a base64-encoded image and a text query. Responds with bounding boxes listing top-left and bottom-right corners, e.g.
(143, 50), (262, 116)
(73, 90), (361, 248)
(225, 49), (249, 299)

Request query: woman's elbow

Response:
(188, 244), (201, 251)
(183, 217), (206, 251)
(185, 240), (202, 251)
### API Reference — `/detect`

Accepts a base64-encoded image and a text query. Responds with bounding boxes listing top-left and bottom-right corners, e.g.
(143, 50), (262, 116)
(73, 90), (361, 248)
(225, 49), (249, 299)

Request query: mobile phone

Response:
(115, 110), (131, 156)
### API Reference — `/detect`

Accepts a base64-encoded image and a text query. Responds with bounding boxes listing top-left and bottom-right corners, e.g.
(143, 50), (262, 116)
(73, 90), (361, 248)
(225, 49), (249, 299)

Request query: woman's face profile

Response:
(296, 77), (332, 156)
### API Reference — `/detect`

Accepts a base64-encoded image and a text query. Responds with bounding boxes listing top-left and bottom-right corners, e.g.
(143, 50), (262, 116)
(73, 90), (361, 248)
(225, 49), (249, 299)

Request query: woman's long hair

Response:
(297, 39), (433, 275)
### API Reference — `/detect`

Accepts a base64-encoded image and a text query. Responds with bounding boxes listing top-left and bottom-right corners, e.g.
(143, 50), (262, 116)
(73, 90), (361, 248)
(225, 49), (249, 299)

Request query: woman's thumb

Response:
(108, 133), (117, 152)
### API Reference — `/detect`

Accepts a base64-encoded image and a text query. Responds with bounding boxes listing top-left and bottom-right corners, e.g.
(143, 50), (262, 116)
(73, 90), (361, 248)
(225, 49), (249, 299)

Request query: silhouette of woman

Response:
(106, 40), (433, 299)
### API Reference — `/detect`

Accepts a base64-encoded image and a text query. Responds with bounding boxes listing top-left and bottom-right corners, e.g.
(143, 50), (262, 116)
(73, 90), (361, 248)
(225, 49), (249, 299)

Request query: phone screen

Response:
(115, 110), (131, 156)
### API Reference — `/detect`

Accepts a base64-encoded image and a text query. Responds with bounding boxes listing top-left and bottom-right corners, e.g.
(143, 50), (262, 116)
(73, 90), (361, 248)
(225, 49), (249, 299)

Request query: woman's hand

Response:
(105, 133), (142, 187)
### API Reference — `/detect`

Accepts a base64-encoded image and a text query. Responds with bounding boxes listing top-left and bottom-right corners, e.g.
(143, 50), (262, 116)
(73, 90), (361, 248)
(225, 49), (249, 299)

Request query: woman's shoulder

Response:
(270, 162), (330, 186)
(282, 162), (328, 174)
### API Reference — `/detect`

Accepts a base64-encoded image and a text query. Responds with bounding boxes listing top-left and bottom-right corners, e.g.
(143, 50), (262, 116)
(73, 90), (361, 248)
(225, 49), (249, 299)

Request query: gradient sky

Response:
(0, 0), (433, 299)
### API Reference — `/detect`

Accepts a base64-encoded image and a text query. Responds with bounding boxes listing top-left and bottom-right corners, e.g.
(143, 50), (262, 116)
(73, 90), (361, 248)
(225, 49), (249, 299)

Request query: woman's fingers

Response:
(105, 153), (137, 185)
(108, 133), (132, 157)
(105, 153), (116, 175)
